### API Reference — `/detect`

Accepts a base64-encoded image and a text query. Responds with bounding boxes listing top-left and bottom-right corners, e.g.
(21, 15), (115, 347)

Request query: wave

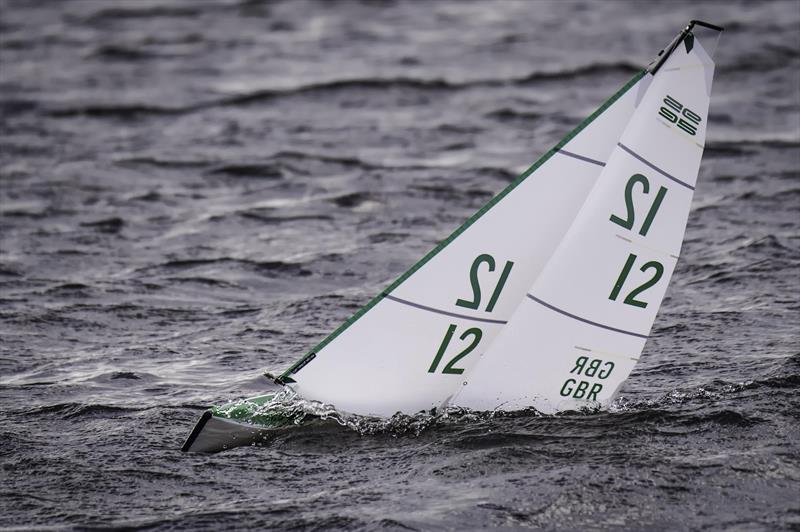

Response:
(118, 151), (378, 174)
(89, 45), (167, 62)
(707, 131), (800, 149)
(209, 370), (791, 444)
(238, 212), (334, 224)
(140, 257), (313, 277)
(20, 402), (143, 419)
(0, 99), (38, 117)
(730, 234), (800, 258)
(109, 371), (141, 380)
(271, 149), (377, 168)
(368, 232), (410, 244)
(80, 217), (125, 233)
(516, 61), (641, 82)
(327, 191), (379, 208)
(213, 61), (641, 106)
(114, 157), (212, 169)
(42, 283), (93, 296)
(0, 266), (22, 277)
(42, 62), (643, 119)
(82, 6), (203, 24)
(208, 163), (285, 179)
(485, 107), (543, 122)
(726, 45), (800, 73)
(165, 276), (239, 288)
(47, 103), (187, 118)
(114, 149), (521, 186)
(217, 306), (262, 318)
(410, 182), (494, 201)
(703, 145), (757, 159)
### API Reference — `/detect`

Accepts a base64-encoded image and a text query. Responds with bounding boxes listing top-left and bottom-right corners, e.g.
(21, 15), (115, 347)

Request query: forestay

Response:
(277, 71), (650, 416)
(453, 32), (717, 413)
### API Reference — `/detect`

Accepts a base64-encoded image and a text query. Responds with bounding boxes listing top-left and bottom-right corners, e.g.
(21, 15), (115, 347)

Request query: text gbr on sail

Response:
(559, 356), (615, 401)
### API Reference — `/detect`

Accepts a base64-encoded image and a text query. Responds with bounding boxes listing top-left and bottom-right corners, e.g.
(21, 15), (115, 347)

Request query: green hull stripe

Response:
(281, 70), (647, 380)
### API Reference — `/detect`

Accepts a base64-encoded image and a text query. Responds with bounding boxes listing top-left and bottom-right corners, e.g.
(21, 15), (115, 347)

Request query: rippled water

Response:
(1, 0), (799, 529)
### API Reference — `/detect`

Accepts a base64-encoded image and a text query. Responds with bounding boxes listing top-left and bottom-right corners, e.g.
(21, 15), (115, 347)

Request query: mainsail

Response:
(453, 23), (721, 413)
(275, 72), (649, 416)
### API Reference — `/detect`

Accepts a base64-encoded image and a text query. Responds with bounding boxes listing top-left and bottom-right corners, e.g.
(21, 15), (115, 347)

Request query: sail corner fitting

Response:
(647, 20), (723, 76)
(688, 20), (725, 33)
(265, 370), (295, 385)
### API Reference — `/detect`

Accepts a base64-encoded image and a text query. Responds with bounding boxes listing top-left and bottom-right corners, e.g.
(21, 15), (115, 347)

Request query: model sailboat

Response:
(183, 21), (723, 452)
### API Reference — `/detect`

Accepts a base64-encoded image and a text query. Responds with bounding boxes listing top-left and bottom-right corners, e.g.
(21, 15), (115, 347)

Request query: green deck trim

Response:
(281, 69), (647, 380)
(209, 393), (296, 427)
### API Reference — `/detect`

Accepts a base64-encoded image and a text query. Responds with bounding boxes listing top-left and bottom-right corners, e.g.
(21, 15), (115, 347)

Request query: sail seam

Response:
(384, 295), (508, 324)
(527, 294), (650, 339)
(617, 142), (695, 190)
(281, 70), (647, 379)
(556, 149), (606, 167)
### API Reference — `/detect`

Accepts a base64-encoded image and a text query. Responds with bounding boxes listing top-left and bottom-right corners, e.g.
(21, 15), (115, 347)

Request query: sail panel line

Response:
(384, 295), (509, 324)
(526, 295), (651, 339)
(617, 142), (695, 190)
(556, 149), (606, 167)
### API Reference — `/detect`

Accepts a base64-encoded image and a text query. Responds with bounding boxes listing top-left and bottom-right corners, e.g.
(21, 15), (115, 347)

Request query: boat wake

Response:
(210, 370), (779, 443)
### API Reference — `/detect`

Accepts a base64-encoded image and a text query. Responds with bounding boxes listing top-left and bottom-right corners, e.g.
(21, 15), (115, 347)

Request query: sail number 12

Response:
(455, 254), (514, 313)
(428, 324), (482, 374)
(609, 253), (664, 308)
(428, 253), (512, 375)
(607, 173), (668, 308)
(610, 173), (667, 237)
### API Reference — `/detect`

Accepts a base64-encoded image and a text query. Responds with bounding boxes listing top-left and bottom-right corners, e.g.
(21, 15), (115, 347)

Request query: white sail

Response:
(453, 32), (717, 413)
(277, 71), (650, 416)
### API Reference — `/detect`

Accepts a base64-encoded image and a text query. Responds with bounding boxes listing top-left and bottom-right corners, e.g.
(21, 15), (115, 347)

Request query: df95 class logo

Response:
(658, 95), (702, 136)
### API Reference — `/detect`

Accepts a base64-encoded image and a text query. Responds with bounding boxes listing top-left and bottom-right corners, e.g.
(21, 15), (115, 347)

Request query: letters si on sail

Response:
(454, 27), (718, 413)
(279, 24), (722, 418)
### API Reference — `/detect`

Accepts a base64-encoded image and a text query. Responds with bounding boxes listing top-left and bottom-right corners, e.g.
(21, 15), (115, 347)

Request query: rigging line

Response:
(555, 149), (605, 167)
(617, 142), (695, 191)
(384, 294), (508, 324)
(527, 295), (650, 339)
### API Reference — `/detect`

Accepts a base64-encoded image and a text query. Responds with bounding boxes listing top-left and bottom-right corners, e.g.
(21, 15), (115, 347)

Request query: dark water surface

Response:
(1, 0), (799, 529)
